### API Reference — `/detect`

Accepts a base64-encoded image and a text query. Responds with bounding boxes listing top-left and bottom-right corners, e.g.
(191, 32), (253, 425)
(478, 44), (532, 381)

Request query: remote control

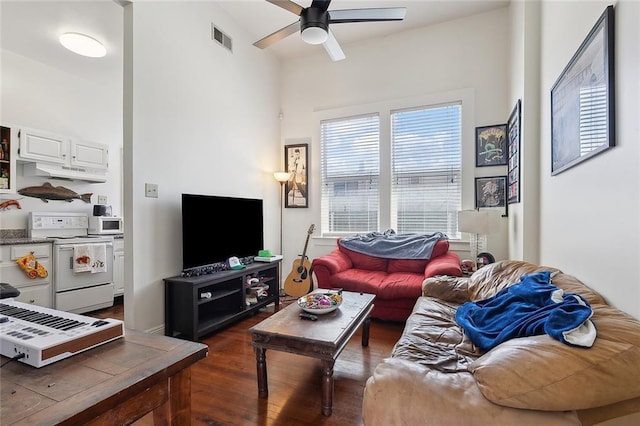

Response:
(299, 312), (318, 321)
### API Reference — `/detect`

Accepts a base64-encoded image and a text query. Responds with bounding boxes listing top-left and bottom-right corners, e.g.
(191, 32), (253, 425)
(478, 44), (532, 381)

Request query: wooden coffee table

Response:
(248, 290), (375, 416)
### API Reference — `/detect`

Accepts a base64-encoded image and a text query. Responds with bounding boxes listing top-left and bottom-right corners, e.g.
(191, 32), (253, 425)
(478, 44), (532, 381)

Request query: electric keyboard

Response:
(0, 299), (124, 368)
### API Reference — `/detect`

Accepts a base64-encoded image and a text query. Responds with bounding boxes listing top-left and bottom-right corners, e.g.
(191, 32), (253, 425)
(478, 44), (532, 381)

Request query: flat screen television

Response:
(181, 193), (264, 270)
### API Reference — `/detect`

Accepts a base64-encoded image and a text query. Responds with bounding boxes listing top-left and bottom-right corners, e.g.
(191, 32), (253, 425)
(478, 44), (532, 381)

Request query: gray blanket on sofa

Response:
(338, 229), (447, 260)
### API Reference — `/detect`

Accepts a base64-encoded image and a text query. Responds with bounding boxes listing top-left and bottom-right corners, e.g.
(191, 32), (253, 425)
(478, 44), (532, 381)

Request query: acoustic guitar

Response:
(284, 224), (315, 297)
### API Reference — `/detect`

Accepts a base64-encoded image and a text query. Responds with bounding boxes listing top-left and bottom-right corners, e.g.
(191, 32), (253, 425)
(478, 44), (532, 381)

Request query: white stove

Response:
(28, 212), (115, 314)
(29, 212), (113, 243)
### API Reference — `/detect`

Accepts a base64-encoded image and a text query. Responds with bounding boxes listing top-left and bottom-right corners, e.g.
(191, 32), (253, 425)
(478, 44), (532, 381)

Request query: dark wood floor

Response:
(91, 297), (405, 425)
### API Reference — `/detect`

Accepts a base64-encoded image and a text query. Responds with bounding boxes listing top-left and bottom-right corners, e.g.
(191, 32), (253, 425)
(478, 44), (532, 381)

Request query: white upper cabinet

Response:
(70, 139), (109, 170)
(18, 127), (68, 165)
(17, 127), (109, 182)
(18, 127), (108, 171)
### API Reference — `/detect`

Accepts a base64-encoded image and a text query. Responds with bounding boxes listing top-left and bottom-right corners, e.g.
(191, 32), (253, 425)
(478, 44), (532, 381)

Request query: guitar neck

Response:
(299, 231), (312, 262)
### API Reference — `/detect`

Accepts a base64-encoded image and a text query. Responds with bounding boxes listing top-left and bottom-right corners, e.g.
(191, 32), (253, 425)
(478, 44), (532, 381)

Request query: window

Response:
(320, 114), (380, 233)
(320, 99), (462, 238)
(391, 103), (462, 236)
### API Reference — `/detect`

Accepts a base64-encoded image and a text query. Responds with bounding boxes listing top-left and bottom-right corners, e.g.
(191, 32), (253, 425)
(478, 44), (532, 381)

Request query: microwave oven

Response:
(88, 216), (124, 235)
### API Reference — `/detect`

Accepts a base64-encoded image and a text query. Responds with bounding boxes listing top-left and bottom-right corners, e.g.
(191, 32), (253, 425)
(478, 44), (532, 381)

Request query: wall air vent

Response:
(212, 24), (232, 52)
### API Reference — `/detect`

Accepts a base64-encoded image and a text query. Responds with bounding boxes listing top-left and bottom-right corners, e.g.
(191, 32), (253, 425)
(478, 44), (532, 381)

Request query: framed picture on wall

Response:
(475, 124), (508, 167)
(550, 5), (615, 175)
(507, 99), (521, 204)
(475, 176), (507, 208)
(284, 143), (308, 208)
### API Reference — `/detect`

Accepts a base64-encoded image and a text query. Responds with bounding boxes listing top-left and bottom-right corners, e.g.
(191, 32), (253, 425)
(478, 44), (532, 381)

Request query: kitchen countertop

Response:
(1, 237), (53, 245)
(0, 229), (52, 245)
(1, 229), (123, 244)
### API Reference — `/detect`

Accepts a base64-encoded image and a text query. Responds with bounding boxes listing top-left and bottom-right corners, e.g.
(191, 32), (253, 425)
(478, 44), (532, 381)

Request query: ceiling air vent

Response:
(212, 24), (232, 52)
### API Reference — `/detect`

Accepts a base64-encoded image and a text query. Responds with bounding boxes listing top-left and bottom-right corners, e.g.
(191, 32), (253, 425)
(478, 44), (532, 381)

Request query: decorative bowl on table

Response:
(297, 291), (343, 314)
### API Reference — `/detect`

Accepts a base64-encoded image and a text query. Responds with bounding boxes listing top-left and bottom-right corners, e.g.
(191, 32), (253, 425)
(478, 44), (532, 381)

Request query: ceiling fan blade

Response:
(311, 0), (332, 13)
(253, 21), (300, 49)
(323, 29), (345, 62)
(329, 7), (407, 24)
(266, 0), (304, 16)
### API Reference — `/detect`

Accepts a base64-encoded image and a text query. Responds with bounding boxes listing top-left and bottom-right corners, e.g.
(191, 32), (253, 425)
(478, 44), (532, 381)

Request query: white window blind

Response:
(320, 114), (380, 233)
(391, 103), (462, 237)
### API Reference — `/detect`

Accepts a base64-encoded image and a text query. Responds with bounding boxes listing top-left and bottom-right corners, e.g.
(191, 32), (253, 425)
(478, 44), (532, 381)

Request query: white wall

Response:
(279, 8), (511, 264)
(123, 2), (281, 331)
(539, 0), (640, 318)
(507, 0), (542, 263)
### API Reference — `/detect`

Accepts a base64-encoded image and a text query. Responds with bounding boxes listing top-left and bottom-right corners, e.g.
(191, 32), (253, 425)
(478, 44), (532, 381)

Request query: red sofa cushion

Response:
(387, 259), (428, 274)
(338, 245), (388, 271)
(329, 269), (387, 294)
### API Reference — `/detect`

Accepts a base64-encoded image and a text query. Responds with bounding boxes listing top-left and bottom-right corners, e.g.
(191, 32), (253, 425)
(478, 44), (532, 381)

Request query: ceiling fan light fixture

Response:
(301, 26), (328, 45)
(59, 32), (106, 58)
(300, 8), (329, 45)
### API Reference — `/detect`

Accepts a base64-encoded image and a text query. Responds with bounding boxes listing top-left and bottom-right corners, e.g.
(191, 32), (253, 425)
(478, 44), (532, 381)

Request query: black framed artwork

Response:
(551, 5), (615, 175)
(507, 99), (521, 204)
(284, 143), (308, 208)
(475, 124), (508, 167)
(475, 176), (507, 209)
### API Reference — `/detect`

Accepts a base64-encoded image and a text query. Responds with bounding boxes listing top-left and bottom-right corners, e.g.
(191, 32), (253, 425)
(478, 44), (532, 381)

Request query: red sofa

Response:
(311, 239), (462, 322)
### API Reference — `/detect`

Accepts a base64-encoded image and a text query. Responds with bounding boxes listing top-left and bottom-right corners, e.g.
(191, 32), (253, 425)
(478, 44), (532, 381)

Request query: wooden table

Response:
(248, 291), (375, 416)
(0, 329), (208, 425)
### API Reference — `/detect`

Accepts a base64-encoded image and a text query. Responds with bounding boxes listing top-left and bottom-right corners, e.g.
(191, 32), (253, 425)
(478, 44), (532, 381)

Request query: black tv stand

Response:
(164, 260), (280, 341)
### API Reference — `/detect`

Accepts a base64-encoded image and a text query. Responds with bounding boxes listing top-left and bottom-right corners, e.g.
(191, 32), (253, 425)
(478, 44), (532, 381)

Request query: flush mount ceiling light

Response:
(59, 32), (106, 58)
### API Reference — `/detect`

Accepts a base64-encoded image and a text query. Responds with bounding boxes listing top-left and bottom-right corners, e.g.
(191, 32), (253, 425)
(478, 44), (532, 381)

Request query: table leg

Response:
(321, 359), (335, 416)
(361, 315), (371, 347)
(255, 347), (268, 398)
(153, 366), (190, 425)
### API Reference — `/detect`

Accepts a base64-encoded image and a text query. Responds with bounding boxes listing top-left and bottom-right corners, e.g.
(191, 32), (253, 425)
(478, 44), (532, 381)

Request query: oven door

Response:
(55, 242), (114, 291)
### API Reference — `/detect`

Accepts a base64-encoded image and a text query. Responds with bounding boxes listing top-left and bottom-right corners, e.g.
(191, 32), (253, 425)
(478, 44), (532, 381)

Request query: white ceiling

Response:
(0, 0), (509, 85)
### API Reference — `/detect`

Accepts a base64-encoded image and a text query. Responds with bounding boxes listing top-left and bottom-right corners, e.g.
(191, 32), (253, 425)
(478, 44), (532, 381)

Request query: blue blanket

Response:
(455, 271), (596, 351)
(338, 229), (447, 260)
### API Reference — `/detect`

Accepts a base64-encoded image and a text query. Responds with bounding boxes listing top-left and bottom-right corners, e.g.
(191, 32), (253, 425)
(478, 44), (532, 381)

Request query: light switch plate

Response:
(145, 183), (158, 198)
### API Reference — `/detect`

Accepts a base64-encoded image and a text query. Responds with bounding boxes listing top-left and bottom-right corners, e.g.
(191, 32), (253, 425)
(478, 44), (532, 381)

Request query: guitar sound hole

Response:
(294, 268), (308, 283)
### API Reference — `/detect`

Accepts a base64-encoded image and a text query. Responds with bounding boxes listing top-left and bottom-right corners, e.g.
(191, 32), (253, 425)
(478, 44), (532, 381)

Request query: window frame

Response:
(314, 88), (476, 239)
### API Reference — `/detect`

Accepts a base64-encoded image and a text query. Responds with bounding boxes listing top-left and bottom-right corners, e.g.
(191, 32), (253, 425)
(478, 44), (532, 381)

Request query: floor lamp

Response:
(274, 171), (290, 297)
(457, 209), (500, 270)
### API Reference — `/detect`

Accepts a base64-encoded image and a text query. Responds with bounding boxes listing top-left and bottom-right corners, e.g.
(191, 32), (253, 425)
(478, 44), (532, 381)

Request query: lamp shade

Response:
(458, 210), (501, 235)
(273, 171), (291, 183)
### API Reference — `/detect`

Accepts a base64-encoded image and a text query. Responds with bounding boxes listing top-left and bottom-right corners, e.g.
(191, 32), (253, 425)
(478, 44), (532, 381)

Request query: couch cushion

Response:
(392, 297), (482, 372)
(338, 245), (388, 271)
(328, 269), (386, 294)
(363, 358), (581, 426)
(423, 275), (470, 304)
(466, 260), (606, 306)
(387, 258), (428, 274)
(379, 272), (425, 299)
(469, 303), (640, 411)
(424, 251), (463, 278)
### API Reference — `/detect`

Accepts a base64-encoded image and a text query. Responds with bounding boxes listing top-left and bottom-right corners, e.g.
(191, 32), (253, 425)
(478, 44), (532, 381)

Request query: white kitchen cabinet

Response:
(18, 127), (109, 170)
(113, 238), (124, 296)
(69, 139), (109, 170)
(0, 243), (53, 308)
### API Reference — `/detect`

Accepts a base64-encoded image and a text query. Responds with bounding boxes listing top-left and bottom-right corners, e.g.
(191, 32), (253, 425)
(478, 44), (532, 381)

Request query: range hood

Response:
(22, 162), (107, 183)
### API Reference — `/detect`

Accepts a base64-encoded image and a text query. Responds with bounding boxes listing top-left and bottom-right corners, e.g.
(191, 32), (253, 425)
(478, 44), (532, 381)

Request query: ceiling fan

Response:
(253, 0), (407, 61)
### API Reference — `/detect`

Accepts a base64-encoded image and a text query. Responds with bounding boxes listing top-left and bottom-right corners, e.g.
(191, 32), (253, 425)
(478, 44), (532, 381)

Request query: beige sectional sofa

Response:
(363, 260), (640, 425)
